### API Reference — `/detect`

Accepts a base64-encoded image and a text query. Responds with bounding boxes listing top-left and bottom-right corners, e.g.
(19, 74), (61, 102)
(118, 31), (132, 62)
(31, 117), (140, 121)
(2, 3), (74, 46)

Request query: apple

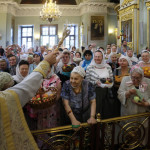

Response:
(134, 96), (140, 103)
(36, 94), (40, 98)
(37, 98), (41, 101)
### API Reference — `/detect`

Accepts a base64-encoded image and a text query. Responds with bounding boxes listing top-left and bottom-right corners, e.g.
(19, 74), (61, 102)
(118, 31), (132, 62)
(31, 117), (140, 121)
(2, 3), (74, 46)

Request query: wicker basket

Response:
(29, 87), (57, 109)
(114, 75), (129, 87)
(62, 64), (75, 72)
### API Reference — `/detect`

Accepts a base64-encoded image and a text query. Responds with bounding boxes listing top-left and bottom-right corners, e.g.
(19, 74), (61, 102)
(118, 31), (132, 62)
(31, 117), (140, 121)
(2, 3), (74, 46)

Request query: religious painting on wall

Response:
(121, 19), (132, 42)
(91, 16), (104, 40)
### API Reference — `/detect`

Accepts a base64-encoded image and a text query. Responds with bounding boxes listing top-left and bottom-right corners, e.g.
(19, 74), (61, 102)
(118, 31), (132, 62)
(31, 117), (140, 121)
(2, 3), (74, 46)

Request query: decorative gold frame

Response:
(146, 2), (150, 49)
(119, 3), (138, 52)
(122, 0), (134, 6)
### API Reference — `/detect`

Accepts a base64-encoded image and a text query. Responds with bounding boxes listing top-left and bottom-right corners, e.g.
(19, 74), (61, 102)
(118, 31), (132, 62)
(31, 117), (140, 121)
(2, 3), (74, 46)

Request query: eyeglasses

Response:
(131, 76), (142, 81)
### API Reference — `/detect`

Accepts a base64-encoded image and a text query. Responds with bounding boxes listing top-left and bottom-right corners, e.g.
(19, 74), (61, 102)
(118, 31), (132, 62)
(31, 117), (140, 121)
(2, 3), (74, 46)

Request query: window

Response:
(21, 25), (33, 49)
(64, 25), (78, 50)
(40, 25), (58, 48)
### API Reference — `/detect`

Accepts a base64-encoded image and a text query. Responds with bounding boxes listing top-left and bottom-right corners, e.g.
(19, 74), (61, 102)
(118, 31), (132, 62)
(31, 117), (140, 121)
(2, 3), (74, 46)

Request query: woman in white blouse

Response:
(86, 50), (114, 119)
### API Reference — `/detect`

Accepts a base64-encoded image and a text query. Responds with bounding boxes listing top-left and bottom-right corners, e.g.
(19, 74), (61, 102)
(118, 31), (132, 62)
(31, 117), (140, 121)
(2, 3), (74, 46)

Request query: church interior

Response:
(1, 0), (150, 150)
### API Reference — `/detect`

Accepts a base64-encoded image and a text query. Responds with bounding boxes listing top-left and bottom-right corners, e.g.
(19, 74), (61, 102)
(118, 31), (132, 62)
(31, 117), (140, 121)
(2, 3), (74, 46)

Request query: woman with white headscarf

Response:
(61, 66), (96, 130)
(13, 60), (29, 84)
(138, 50), (150, 67)
(86, 50), (114, 119)
(107, 52), (120, 75)
(114, 55), (132, 78)
(126, 49), (138, 65)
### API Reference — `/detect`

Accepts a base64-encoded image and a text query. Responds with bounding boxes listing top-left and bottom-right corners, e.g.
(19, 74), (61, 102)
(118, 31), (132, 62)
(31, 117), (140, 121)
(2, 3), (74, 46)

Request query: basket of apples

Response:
(29, 87), (57, 109)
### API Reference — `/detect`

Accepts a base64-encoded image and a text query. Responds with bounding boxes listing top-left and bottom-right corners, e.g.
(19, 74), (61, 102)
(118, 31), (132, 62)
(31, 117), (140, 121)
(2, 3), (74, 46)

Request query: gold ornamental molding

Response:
(118, 3), (138, 51)
(146, 1), (150, 7)
(146, 1), (150, 49)
(121, 0), (134, 6)
(127, 42), (132, 49)
(121, 13), (133, 21)
(119, 4), (137, 16)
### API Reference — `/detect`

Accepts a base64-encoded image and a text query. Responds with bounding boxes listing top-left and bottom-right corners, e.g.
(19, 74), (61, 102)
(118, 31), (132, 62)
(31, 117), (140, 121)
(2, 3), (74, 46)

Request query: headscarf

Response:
(126, 65), (147, 92)
(13, 65), (29, 83)
(107, 52), (118, 63)
(81, 50), (93, 70)
(90, 50), (107, 69)
(126, 50), (138, 64)
(71, 66), (86, 78)
(139, 50), (150, 64)
(0, 72), (14, 91)
(33, 52), (43, 61)
(119, 55), (132, 67)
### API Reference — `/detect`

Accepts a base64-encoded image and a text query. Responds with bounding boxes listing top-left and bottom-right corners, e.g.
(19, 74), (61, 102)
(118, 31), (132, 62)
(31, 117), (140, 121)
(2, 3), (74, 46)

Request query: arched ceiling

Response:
(20, 0), (77, 5)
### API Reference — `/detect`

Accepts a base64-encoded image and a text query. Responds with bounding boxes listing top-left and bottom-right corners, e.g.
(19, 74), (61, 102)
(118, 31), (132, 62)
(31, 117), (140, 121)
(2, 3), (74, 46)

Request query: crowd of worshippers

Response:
(0, 39), (150, 132)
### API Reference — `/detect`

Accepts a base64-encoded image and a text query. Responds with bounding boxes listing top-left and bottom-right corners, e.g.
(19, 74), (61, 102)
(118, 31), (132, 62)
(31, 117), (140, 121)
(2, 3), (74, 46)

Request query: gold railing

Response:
(32, 112), (150, 150)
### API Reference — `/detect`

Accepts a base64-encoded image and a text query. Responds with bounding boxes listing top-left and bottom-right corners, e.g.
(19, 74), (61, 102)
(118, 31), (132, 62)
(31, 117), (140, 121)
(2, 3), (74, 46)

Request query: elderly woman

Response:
(118, 65), (150, 116)
(107, 52), (120, 75)
(114, 55), (131, 78)
(138, 50), (150, 67)
(61, 66), (96, 129)
(13, 60), (29, 84)
(86, 50), (114, 119)
(126, 49), (138, 65)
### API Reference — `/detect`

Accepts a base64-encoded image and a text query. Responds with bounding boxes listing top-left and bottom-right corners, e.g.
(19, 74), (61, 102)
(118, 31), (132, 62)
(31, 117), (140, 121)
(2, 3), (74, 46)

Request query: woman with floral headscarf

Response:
(86, 50), (114, 119)
(118, 65), (150, 149)
(118, 65), (150, 116)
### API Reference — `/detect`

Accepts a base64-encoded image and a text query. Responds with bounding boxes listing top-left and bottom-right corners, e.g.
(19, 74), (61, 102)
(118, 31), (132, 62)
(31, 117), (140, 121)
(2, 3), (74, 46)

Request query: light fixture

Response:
(35, 34), (40, 41)
(40, 0), (61, 23)
(108, 28), (114, 34)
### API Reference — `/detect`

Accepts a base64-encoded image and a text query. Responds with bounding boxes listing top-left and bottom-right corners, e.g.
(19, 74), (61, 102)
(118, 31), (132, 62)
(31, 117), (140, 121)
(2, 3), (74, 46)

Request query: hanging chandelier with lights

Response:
(40, 0), (61, 23)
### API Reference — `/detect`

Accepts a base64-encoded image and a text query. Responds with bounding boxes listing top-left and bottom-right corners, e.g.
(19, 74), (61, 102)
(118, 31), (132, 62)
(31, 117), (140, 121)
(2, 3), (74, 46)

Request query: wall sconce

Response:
(58, 33), (62, 40)
(108, 28), (114, 35)
(0, 33), (2, 40)
(35, 34), (40, 41)
(114, 28), (118, 33)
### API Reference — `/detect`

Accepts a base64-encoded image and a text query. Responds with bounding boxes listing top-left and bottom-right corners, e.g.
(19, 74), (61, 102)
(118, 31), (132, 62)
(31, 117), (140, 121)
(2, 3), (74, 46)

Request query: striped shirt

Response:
(86, 64), (113, 88)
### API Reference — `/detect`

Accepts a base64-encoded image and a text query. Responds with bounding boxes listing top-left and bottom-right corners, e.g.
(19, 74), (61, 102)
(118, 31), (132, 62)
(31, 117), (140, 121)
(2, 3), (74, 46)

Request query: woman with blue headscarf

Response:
(80, 50), (93, 71)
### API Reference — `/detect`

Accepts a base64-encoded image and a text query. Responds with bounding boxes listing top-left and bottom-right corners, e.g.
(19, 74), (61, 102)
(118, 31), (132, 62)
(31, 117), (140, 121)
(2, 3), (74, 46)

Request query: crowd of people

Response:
(0, 40), (150, 132)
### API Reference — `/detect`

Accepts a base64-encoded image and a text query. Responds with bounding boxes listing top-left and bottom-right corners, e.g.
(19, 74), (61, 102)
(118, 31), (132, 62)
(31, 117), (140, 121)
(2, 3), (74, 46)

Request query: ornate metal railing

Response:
(31, 112), (150, 150)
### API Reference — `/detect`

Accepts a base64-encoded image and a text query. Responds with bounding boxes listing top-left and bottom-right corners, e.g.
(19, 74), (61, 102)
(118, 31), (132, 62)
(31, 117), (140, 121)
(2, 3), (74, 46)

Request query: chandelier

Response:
(40, 0), (61, 23)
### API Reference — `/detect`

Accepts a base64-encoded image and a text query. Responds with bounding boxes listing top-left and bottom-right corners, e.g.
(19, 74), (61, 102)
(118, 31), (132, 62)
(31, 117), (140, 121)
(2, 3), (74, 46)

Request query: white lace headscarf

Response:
(13, 64), (29, 83)
(71, 66), (85, 78)
(90, 50), (107, 69)
(0, 72), (14, 91)
(119, 55), (132, 68)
